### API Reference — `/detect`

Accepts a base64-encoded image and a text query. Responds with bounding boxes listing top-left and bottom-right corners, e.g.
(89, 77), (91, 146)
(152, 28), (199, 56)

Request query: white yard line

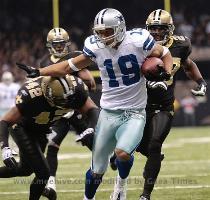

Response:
(163, 137), (210, 148)
(0, 185), (210, 195)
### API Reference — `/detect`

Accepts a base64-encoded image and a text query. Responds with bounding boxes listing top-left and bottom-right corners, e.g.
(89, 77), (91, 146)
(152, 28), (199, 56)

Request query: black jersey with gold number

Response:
(15, 76), (88, 132)
(147, 35), (192, 108)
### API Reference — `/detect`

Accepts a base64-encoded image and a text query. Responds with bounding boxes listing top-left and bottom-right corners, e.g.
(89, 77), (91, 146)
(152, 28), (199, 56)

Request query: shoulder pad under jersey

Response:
(127, 28), (155, 51)
(83, 35), (102, 59)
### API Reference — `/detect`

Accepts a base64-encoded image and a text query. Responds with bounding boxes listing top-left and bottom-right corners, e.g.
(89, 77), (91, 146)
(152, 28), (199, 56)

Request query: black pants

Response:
(136, 105), (174, 196)
(0, 125), (50, 200)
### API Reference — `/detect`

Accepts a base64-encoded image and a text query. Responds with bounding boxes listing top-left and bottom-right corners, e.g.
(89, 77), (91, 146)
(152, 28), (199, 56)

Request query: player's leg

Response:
(68, 110), (88, 134)
(11, 125), (50, 200)
(84, 109), (118, 200)
(140, 111), (173, 200)
(43, 117), (71, 200)
(111, 109), (146, 200)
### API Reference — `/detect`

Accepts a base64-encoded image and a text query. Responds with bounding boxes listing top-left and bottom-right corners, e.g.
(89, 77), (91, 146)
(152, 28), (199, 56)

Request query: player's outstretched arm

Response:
(17, 54), (94, 78)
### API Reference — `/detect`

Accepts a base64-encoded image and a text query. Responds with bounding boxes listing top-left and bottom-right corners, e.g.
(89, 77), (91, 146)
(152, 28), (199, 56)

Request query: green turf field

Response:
(0, 127), (210, 200)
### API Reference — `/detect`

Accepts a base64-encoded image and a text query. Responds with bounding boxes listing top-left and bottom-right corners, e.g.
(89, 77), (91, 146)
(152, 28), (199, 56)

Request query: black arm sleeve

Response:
(86, 107), (100, 129)
(0, 120), (10, 149)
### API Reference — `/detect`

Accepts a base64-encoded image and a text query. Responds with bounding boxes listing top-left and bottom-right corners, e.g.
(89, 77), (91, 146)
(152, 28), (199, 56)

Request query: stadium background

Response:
(0, 1), (210, 200)
(0, 0), (210, 125)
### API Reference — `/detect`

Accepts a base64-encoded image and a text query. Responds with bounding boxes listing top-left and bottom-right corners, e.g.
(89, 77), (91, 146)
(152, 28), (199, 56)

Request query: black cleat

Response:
(42, 187), (57, 200)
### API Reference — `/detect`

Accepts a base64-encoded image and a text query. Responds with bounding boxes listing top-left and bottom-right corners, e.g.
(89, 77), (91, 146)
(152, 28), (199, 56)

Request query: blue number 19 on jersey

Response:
(104, 54), (140, 87)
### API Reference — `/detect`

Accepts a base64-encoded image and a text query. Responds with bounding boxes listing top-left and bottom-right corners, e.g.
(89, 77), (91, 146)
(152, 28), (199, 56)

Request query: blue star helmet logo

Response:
(115, 15), (124, 22)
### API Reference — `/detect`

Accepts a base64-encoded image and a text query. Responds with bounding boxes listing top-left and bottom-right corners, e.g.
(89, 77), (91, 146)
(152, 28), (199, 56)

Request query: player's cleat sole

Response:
(42, 187), (57, 200)
(139, 195), (150, 200)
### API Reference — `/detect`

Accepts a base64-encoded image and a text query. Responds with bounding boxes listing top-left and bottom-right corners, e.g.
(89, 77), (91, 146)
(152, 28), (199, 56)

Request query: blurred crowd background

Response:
(0, 0), (210, 126)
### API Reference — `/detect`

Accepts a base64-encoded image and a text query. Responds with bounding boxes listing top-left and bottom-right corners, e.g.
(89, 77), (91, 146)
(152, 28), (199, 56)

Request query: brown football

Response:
(141, 57), (164, 76)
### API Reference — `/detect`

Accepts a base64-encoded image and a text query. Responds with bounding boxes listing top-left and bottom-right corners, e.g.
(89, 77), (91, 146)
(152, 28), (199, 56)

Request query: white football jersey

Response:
(0, 82), (20, 110)
(83, 28), (155, 110)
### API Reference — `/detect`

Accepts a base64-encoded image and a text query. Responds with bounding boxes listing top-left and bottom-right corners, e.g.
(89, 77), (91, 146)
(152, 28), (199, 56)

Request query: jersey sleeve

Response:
(141, 29), (156, 57)
(83, 35), (97, 62)
(129, 28), (156, 57)
(15, 86), (32, 116)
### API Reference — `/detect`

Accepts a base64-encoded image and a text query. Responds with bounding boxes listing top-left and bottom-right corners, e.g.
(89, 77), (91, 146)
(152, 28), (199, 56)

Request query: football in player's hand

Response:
(141, 57), (164, 77)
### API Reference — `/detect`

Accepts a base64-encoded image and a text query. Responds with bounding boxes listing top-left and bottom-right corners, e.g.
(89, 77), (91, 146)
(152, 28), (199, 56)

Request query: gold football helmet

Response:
(46, 28), (71, 58)
(146, 9), (175, 44)
(41, 75), (76, 108)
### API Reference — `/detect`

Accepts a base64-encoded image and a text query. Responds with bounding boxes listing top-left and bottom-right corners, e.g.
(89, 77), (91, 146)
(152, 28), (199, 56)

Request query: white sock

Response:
(117, 174), (127, 185)
(46, 176), (56, 191)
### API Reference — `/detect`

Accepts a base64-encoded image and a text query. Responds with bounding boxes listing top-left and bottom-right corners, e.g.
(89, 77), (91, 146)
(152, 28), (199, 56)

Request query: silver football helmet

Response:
(46, 28), (71, 58)
(93, 8), (126, 47)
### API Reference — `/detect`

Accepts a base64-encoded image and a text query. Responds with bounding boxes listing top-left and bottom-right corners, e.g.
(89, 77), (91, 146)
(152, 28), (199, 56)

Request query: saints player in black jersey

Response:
(137, 9), (207, 200)
(0, 75), (99, 200)
(39, 28), (97, 200)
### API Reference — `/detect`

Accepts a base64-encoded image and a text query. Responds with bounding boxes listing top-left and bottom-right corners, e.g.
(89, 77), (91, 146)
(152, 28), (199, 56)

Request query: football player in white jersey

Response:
(16, 8), (173, 200)
(0, 72), (20, 117)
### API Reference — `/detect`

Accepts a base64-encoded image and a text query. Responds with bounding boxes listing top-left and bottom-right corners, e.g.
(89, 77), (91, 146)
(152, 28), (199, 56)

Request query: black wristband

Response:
(0, 120), (9, 149)
(196, 78), (207, 86)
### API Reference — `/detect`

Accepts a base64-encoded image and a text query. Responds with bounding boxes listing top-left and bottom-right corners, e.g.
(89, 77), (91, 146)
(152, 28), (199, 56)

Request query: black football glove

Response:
(2, 147), (18, 170)
(191, 79), (207, 96)
(16, 63), (40, 78)
(75, 128), (94, 151)
(145, 66), (171, 81)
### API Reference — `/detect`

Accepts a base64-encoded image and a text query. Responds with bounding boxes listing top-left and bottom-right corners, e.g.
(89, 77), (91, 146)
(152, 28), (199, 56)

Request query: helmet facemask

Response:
(147, 25), (172, 44)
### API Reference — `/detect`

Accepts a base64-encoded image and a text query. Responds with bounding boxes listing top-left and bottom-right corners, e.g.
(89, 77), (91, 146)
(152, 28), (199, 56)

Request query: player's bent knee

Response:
(148, 139), (162, 154)
(115, 149), (131, 161)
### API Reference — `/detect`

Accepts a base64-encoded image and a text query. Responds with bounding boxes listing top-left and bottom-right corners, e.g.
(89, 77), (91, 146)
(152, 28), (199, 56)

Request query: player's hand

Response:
(75, 128), (94, 150)
(2, 147), (18, 169)
(147, 81), (168, 91)
(156, 66), (171, 81)
(145, 66), (171, 81)
(16, 63), (40, 78)
(191, 82), (207, 96)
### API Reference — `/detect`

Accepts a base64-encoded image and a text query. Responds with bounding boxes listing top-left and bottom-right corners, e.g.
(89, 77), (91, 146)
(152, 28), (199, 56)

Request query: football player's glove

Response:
(191, 79), (207, 96)
(2, 147), (18, 169)
(146, 66), (171, 81)
(16, 63), (40, 78)
(75, 128), (94, 150)
(147, 81), (168, 91)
